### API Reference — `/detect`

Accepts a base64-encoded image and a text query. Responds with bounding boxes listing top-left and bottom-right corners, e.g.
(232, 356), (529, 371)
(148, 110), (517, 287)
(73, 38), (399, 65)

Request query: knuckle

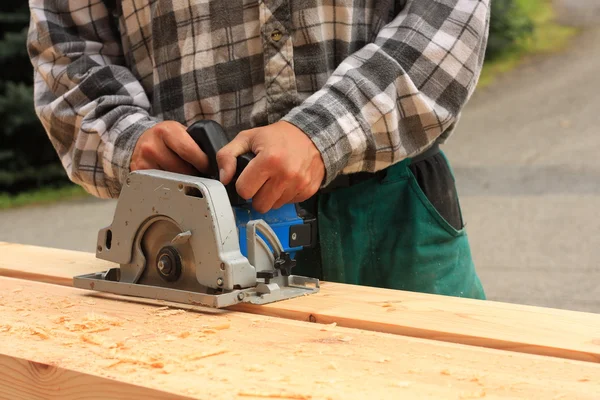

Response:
(264, 152), (282, 167)
(153, 124), (168, 137)
(139, 141), (157, 158)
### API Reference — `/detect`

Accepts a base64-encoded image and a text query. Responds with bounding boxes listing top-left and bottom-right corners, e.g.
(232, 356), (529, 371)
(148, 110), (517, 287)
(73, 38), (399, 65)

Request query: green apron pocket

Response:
(406, 167), (465, 238)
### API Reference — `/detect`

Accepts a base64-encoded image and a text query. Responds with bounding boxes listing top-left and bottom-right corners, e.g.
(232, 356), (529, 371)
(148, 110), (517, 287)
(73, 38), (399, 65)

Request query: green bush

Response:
(486, 0), (535, 60)
(0, 4), (70, 194)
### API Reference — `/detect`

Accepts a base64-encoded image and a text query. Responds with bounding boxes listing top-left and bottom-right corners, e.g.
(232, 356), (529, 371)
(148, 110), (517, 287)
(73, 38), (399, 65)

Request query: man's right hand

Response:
(130, 121), (210, 175)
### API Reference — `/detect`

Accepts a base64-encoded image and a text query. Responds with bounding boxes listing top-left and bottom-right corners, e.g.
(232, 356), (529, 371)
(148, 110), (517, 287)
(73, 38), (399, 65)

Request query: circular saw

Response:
(73, 120), (320, 308)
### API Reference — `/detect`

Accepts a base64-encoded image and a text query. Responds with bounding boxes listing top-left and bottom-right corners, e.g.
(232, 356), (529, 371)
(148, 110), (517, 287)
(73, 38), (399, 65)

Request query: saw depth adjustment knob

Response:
(156, 246), (182, 282)
(274, 252), (296, 277)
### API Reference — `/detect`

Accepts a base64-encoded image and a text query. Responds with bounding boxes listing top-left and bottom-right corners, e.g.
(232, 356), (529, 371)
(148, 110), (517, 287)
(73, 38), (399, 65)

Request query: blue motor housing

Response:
(234, 203), (315, 260)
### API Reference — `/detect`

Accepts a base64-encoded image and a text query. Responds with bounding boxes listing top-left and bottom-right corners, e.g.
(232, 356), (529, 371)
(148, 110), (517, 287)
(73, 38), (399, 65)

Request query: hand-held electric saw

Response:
(73, 120), (320, 308)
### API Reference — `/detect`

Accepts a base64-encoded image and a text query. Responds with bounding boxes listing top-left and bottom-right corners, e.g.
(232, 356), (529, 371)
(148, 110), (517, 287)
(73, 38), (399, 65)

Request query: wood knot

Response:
(309, 314), (317, 323)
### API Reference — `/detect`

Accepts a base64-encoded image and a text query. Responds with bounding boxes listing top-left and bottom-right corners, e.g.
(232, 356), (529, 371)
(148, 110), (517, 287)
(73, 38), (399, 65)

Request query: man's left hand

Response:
(216, 121), (325, 214)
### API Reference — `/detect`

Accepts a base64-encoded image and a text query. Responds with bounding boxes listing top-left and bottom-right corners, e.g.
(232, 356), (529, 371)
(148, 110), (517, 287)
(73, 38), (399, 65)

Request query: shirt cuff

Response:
(104, 113), (161, 197)
(282, 100), (357, 188)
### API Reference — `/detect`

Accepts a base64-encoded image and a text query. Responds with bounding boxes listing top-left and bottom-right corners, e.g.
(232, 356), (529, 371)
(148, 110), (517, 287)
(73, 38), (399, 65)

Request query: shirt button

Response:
(270, 29), (283, 42)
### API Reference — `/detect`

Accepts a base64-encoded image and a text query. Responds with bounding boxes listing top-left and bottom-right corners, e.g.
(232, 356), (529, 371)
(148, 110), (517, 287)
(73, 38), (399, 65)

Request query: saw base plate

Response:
(74, 269), (320, 309)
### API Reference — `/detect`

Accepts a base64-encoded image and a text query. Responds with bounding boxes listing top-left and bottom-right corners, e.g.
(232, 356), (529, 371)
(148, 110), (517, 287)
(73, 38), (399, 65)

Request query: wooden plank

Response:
(3, 242), (600, 364)
(2, 276), (600, 399)
(0, 354), (192, 400)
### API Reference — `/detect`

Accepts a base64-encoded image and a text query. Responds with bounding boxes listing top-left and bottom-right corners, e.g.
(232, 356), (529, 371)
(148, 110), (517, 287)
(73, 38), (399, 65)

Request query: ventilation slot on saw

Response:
(184, 186), (203, 198)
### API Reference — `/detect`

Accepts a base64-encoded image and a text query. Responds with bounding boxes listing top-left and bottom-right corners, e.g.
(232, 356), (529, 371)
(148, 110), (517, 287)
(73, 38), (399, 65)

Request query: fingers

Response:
(216, 130), (254, 185)
(161, 123), (210, 173)
(156, 145), (199, 176)
(272, 186), (301, 210)
(251, 178), (288, 214)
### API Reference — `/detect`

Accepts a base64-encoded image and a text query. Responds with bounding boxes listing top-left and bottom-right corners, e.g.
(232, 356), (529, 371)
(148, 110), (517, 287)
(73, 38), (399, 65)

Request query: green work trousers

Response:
(294, 153), (486, 300)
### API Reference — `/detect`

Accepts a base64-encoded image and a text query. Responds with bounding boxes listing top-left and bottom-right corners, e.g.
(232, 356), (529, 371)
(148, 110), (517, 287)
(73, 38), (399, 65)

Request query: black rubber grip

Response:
(186, 120), (254, 180)
(186, 120), (254, 205)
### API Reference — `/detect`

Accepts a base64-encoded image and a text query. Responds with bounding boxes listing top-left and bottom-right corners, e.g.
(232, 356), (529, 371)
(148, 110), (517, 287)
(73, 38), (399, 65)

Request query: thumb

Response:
(216, 130), (253, 185)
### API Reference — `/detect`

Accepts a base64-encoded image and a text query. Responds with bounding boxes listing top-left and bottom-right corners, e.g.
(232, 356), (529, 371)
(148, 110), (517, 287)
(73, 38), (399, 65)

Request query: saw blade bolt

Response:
(217, 277), (224, 286)
(156, 246), (182, 282)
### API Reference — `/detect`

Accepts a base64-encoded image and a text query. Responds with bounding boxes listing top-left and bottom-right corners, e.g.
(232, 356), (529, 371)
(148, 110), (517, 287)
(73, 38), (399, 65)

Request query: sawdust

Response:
(58, 313), (123, 332)
(441, 369), (451, 376)
(6, 324), (52, 340)
(203, 322), (231, 332)
(245, 364), (265, 372)
(238, 391), (312, 399)
(80, 333), (104, 346)
(178, 331), (191, 338)
(320, 322), (337, 331)
(149, 307), (186, 317)
(395, 381), (412, 388)
(105, 355), (166, 370)
(331, 333), (352, 342)
(12, 287), (23, 293)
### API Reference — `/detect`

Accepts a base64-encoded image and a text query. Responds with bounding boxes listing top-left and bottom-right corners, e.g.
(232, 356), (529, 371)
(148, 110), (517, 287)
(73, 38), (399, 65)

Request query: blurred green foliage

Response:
(486, 0), (535, 60)
(0, 0), (557, 197)
(0, 4), (70, 194)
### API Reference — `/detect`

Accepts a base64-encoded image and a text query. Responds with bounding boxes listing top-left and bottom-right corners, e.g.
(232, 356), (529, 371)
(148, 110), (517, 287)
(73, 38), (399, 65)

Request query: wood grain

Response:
(1, 276), (599, 399)
(3, 241), (600, 363)
(0, 354), (192, 400)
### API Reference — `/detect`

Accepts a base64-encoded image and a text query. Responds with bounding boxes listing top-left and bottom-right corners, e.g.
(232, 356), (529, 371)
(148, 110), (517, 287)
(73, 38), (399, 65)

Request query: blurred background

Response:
(0, 1), (598, 312)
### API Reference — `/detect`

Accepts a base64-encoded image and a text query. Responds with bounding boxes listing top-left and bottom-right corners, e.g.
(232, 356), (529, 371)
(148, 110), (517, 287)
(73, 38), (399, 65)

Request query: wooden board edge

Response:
(0, 354), (193, 400)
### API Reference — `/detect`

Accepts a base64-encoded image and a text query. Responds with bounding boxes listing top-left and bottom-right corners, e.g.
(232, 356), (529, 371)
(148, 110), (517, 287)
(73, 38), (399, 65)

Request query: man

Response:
(27, 0), (489, 299)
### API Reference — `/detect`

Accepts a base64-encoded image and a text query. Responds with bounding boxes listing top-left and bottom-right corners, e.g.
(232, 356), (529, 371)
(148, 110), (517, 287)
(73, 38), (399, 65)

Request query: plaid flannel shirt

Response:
(28, 0), (490, 198)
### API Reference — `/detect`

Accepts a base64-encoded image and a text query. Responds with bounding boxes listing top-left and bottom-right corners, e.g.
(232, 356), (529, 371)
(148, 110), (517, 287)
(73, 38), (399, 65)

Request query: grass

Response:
(478, 0), (578, 88)
(0, 184), (90, 210)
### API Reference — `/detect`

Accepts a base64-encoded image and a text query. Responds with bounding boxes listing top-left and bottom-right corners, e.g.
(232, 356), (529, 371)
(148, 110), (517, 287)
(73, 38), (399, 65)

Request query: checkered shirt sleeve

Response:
(27, 0), (490, 196)
(27, 0), (159, 198)
(282, 0), (490, 185)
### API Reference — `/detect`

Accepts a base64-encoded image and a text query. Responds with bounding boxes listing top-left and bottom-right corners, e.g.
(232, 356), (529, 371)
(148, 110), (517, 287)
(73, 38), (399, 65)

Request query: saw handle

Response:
(186, 120), (254, 205)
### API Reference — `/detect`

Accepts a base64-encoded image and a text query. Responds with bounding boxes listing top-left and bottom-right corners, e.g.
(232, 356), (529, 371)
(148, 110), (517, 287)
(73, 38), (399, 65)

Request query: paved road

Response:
(2, 2), (599, 313)
(443, 5), (600, 312)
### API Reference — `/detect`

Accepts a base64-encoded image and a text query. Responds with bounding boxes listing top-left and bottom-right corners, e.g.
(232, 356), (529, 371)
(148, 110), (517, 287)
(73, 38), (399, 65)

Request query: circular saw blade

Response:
(136, 217), (209, 293)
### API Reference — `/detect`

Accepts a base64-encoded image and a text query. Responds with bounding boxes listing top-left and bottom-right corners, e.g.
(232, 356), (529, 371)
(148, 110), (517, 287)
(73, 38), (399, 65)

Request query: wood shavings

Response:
(245, 364), (265, 372)
(185, 349), (228, 361)
(12, 287), (23, 293)
(80, 333), (104, 346)
(203, 322), (231, 332)
(0, 324), (11, 333)
(105, 356), (165, 370)
(165, 335), (178, 342)
(178, 331), (191, 338)
(30, 327), (51, 340)
(238, 391), (312, 399)
(60, 313), (123, 332)
(395, 381), (412, 388)
(441, 369), (451, 376)
(331, 333), (353, 342)
(156, 309), (186, 317)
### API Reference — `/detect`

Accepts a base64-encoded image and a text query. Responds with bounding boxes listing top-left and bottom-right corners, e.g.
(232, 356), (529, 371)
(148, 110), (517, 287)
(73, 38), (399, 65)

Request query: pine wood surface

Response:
(2, 241), (600, 364)
(1, 276), (599, 400)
